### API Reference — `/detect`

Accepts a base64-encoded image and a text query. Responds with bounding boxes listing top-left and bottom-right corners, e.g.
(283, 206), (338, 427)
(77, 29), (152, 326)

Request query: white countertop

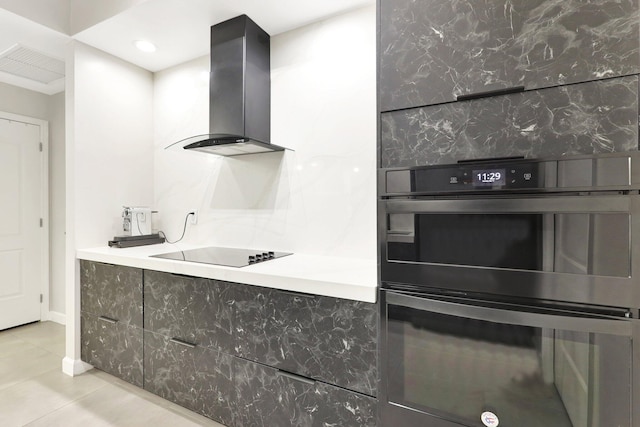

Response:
(77, 244), (379, 303)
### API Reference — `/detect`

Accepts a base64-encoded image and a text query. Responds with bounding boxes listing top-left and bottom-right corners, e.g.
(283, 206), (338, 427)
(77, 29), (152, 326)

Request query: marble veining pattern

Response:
(234, 357), (377, 427)
(143, 331), (235, 426)
(314, 382), (378, 427)
(80, 260), (143, 328)
(380, 0), (640, 110)
(143, 270), (234, 354)
(381, 76), (639, 167)
(81, 262), (379, 426)
(234, 285), (378, 397)
(80, 312), (144, 387)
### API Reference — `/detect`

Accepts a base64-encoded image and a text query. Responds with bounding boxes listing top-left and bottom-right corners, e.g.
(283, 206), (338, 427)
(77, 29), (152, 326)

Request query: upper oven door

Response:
(380, 194), (640, 308)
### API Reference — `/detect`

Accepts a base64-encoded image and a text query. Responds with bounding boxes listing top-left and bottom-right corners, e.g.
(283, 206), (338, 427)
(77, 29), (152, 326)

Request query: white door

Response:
(0, 117), (42, 330)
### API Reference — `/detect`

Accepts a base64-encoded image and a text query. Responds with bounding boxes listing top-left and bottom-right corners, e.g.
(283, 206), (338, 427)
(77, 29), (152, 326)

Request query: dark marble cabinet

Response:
(234, 286), (378, 397)
(143, 331), (235, 426)
(143, 270), (234, 353)
(143, 271), (236, 426)
(140, 269), (378, 427)
(80, 263), (378, 426)
(379, 0), (640, 111)
(80, 312), (143, 387)
(381, 75), (639, 167)
(234, 356), (377, 427)
(80, 261), (144, 386)
(80, 260), (143, 327)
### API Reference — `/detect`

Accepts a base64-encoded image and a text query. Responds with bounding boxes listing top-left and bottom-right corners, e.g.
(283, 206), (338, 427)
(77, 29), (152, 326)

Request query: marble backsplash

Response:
(381, 75), (639, 167)
(152, 7), (377, 259)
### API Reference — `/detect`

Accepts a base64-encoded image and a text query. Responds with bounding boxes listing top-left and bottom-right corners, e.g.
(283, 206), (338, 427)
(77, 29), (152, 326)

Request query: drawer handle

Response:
(169, 338), (197, 349)
(169, 273), (195, 280)
(98, 316), (118, 324)
(455, 85), (525, 102)
(276, 370), (315, 386)
(280, 290), (314, 299)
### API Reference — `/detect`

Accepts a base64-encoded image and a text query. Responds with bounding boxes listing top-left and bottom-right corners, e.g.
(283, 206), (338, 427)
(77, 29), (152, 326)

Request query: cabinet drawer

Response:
(143, 270), (234, 353)
(80, 261), (142, 328)
(315, 382), (378, 427)
(381, 76), (639, 168)
(80, 311), (143, 387)
(235, 285), (378, 396)
(379, 0), (640, 111)
(143, 331), (234, 426)
(234, 357), (377, 427)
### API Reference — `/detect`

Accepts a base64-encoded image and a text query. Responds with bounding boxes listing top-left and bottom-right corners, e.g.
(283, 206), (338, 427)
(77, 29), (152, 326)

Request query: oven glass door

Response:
(381, 195), (635, 307)
(385, 197), (631, 277)
(381, 291), (634, 427)
(388, 212), (629, 276)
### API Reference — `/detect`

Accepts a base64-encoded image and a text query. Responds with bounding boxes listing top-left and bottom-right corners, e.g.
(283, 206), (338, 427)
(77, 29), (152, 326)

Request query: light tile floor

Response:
(0, 321), (225, 427)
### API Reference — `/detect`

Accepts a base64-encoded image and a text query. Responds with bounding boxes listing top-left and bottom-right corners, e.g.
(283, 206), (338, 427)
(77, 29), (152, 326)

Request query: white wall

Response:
(153, 5), (376, 259)
(65, 41), (154, 372)
(70, 42), (154, 249)
(48, 91), (65, 317)
(0, 81), (50, 118)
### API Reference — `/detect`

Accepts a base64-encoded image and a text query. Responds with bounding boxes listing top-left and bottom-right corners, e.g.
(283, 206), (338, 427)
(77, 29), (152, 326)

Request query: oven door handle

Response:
(386, 291), (632, 336)
(383, 195), (630, 214)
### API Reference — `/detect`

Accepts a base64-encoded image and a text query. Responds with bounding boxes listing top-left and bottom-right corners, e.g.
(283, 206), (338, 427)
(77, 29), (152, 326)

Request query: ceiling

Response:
(0, 0), (374, 95)
(0, 8), (69, 94)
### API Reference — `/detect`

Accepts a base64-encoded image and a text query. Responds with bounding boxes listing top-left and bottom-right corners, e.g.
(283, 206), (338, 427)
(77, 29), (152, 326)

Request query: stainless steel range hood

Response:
(167, 15), (287, 157)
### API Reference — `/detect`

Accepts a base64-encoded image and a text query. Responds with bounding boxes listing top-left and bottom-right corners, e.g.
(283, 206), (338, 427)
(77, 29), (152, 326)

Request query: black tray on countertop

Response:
(108, 234), (165, 248)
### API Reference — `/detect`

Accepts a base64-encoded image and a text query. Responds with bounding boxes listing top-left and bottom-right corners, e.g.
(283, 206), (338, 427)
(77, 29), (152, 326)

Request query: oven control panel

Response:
(383, 153), (636, 195)
(387, 160), (541, 193)
(433, 162), (540, 191)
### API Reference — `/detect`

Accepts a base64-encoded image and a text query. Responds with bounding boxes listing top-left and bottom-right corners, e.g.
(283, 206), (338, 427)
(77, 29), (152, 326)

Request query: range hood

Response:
(167, 15), (287, 156)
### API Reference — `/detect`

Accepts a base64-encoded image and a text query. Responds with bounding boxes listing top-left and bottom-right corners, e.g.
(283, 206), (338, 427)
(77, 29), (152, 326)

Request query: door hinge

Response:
(40, 218), (43, 227)
(39, 142), (43, 152)
(40, 294), (43, 303)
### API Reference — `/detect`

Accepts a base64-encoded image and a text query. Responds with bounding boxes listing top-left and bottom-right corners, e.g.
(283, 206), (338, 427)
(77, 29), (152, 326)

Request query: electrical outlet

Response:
(189, 210), (198, 225)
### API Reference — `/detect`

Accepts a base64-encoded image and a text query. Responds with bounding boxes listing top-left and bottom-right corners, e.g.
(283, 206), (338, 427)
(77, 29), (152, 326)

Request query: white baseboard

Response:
(62, 357), (93, 377)
(47, 311), (66, 325)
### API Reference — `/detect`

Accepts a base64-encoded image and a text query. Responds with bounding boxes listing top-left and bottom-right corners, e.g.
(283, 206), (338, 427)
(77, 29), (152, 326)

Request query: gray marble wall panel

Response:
(234, 286), (378, 397)
(80, 312), (143, 387)
(80, 261), (143, 328)
(381, 76), (639, 167)
(234, 357), (377, 427)
(380, 0), (640, 111)
(143, 331), (235, 426)
(143, 270), (234, 354)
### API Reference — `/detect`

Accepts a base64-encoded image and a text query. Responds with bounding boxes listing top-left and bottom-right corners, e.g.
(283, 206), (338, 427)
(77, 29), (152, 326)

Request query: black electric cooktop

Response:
(151, 246), (292, 268)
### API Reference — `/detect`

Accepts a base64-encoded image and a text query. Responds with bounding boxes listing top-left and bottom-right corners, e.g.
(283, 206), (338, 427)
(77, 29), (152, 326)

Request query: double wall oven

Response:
(378, 152), (640, 427)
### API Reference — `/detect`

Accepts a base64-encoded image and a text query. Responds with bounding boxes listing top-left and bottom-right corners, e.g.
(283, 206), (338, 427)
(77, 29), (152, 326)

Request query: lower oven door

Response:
(380, 290), (639, 427)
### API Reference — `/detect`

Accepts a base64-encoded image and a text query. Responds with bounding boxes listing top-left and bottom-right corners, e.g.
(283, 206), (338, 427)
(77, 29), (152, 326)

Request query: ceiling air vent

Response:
(0, 44), (64, 84)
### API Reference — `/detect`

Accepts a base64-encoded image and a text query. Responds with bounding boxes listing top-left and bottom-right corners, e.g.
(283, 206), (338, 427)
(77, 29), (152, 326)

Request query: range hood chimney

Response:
(168, 15), (287, 156)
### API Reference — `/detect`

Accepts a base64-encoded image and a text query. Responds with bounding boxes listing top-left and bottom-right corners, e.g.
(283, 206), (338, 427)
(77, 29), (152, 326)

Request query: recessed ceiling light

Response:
(134, 40), (156, 53)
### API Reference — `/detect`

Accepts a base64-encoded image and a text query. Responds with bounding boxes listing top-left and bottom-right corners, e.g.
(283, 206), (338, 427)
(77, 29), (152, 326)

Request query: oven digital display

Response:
(473, 168), (506, 187)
